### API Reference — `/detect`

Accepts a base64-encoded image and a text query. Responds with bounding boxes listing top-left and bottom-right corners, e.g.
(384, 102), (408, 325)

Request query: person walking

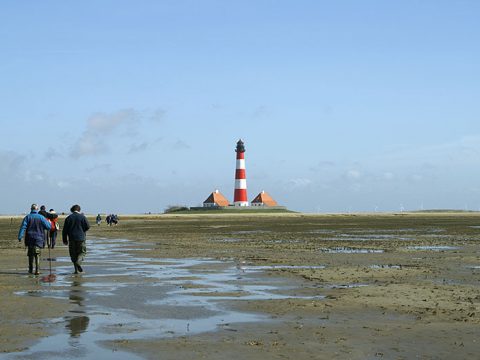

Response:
(39, 205), (58, 248)
(96, 214), (102, 226)
(18, 204), (53, 275)
(62, 204), (90, 274)
(48, 209), (60, 248)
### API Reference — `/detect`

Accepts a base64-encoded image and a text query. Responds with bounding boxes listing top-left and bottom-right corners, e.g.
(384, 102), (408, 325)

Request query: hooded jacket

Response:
(18, 210), (52, 247)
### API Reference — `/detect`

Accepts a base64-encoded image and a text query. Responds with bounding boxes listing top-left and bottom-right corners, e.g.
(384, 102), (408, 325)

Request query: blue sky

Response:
(1, 1), (480, 214)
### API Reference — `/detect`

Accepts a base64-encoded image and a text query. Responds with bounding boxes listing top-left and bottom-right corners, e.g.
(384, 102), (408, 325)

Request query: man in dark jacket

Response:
(62, 204), (90, 274)
(39, 205), (57, 221)
(18, 204), (53, 274)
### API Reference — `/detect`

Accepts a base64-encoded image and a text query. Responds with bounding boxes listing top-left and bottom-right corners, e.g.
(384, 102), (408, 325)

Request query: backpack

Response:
(50, 218), (59, 231)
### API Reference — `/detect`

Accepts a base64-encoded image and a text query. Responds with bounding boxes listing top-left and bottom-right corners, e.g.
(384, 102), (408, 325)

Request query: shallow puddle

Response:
(406, 245), (460, 251)
(369, 264), (403, 269)
(230, 230), (271, 234)
(8, 239), (324, 359)
(238, 265), (326, 272)
(336, 233), (413, 241)
(319, 247), (384, 254)
(310, 228), (447, 242)
(327, 284), (368, 289)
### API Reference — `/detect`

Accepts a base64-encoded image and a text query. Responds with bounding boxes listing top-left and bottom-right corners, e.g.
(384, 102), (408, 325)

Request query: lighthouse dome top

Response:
(235, 139), (245, 153)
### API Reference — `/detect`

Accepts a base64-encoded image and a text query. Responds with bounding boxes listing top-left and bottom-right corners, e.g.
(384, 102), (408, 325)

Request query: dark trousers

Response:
(27, 245), (41, 272)
(48, 231), (57, 248)
(68, 241), (86, 265)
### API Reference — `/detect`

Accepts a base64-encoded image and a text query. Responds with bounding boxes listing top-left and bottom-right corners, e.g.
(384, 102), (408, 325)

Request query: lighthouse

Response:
(234, 139), (248, 206)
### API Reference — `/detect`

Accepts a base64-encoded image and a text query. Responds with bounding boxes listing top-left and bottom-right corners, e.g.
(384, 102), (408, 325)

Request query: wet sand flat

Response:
(1, 213), (479, 359)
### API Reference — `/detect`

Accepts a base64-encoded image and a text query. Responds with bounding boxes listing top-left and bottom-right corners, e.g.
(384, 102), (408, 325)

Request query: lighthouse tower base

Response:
(234, 202), (249, 207)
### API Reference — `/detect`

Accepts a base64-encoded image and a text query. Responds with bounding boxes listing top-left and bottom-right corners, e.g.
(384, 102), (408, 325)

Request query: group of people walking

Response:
(17, 204), (90, 275)
(106, 214), (119, 226)
(95, 213), (119, 226)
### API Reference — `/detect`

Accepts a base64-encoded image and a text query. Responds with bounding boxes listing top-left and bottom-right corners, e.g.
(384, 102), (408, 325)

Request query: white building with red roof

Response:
(251, 191), (278, 207)
(203, 190), (230, 208)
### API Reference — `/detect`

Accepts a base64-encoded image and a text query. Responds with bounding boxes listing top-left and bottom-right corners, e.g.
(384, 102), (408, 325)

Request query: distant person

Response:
(39, 205), (58, 248)
(106, 214), (118, 226)
(17, 204), (52, 275)
(48, 209), (60, 249)
(39, 205), (58, 221)
(96, 214), (102, 226)
(62, 204), (90, 274)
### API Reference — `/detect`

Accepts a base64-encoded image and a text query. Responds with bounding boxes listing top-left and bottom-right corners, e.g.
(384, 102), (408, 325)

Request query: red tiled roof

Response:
(204, 190), (230, 206)
(251, 191), (278, 206)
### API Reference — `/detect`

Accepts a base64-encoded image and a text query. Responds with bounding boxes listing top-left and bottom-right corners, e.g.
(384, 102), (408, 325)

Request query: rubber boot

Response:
(34, 255), (40, 275)
(28, 256), (33, 274)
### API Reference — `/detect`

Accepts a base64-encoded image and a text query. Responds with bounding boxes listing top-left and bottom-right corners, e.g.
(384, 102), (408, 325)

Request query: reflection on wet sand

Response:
(66, 278), (90, 338)
(10, 239), (324, 359)
(66, 316), (90, 338)
(69, 279), (86, 306)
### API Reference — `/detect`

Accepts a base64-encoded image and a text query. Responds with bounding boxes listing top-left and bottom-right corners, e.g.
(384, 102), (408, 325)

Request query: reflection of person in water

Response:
(69, 279), (86, 306)
(66, 278), (90, 337)
(67, 316), (90, 337)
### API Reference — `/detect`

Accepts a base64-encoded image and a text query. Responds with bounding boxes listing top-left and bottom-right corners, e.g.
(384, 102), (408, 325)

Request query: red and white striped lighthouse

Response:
(234, 139), (248, 206)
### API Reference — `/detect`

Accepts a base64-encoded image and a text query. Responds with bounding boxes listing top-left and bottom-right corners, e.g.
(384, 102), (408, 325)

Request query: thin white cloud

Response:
(409, 174), (424, 182)
(87, 109), (138, 133)
(172, 140), (190, 150)
(86, 163), (112, 172)
(150, 108), (167, 122)
(286, 178), (313, 188)
(379, 135), (480, 166)
(309, 160), (336, 172)
(0, 150), (25, 176)
(70, 109), (139, 158)
(129, 142), (149, 154)
(252, 105), (268, 118)
(71, 135), (107, 158)
(57, 180), (71, 188)
(44, 146), (63, 160)
(383, 172), (395, 180)
(70, 108), (167, 159)
(346, 170), (361, 179)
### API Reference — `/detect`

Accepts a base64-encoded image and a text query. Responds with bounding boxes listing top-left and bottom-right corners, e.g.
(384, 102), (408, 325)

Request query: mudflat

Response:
(1, 213), (479, 359)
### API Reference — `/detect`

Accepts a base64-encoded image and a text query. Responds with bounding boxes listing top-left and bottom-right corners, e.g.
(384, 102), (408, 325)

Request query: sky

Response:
(1, 0), (480, 214)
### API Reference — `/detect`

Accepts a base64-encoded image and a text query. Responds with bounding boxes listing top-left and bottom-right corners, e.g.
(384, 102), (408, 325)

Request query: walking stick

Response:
(49, 244), (52, 275)
(41, 232), (56, 283)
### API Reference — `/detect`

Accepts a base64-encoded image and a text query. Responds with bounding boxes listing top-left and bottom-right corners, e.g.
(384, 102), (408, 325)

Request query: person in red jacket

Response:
(39, 205), (58, 248)
(48, 209), (59, 248)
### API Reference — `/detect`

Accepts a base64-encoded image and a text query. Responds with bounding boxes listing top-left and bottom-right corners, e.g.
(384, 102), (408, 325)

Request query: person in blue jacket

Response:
(18, 203), (53, 275)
